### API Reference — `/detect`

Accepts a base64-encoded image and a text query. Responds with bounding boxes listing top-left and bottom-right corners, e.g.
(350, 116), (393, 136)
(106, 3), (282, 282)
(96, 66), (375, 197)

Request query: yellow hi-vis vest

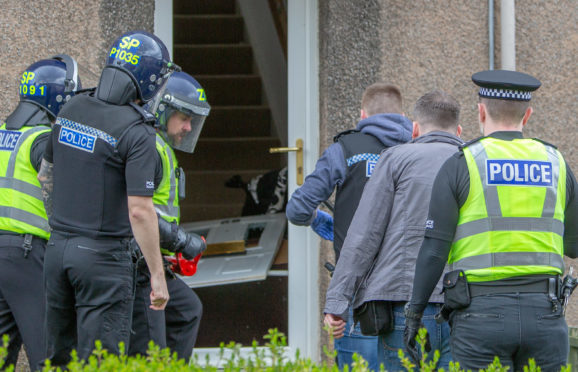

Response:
(0, 123), (51, 239)
(449, 137), (566, 282)
(153, 135), (181, 255)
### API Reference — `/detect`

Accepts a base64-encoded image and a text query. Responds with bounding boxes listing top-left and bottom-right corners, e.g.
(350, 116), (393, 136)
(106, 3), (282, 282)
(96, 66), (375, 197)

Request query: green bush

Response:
(0, 328), (572, 371)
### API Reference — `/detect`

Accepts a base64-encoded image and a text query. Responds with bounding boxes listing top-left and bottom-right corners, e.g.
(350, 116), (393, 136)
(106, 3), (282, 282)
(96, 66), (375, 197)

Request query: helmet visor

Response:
(165, 111), (207, 153)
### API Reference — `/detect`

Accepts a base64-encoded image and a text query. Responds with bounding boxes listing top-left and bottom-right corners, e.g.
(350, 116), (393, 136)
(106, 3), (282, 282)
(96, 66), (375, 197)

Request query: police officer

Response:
(404, 70), (578, 371)
(129, 71), (209, 360)
(0, 55), (80, 370)
(38, 31), (178, 366)
(286, 83), (413, 371)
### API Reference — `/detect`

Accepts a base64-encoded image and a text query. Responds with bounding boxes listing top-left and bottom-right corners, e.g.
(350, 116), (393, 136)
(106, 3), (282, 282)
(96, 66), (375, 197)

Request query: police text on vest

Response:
(366, 160), (377, 177)
(58, 127), (96, 153)
(486, 159), (552, 186)
(0, 130), (22, 151)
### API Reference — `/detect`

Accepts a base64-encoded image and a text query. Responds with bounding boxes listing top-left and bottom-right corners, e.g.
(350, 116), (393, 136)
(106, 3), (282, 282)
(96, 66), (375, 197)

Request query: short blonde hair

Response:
(361, 83), (403, 116)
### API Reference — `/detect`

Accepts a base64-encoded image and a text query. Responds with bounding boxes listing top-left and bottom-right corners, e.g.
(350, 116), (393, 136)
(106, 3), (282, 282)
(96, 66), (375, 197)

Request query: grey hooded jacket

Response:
(324, 131), (463, 317)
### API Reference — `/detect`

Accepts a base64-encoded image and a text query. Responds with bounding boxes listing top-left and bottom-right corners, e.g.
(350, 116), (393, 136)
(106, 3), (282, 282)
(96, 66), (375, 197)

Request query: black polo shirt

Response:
(44, 94), (157, 239)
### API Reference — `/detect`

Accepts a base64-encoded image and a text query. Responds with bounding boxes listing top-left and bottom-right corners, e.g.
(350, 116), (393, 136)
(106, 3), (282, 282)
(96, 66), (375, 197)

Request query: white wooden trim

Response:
(287, 0), (320, 361)
(154, 0), (173, 57)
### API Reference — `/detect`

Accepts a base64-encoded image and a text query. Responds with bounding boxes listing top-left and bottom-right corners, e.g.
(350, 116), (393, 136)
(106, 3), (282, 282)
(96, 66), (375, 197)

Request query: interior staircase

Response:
(173, 0), (285, 223)
(171, 0), (288, 348)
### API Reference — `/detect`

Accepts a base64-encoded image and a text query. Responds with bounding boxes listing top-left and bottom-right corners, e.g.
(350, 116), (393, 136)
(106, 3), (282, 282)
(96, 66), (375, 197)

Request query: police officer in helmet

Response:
(38, 30), (178, 366)
(404, 70), (578, 370)
(129, 71), (209, 359)
(0, 55), (81, 370)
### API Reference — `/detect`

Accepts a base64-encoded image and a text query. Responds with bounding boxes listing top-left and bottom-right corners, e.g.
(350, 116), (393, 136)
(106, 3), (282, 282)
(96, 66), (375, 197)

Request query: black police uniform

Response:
(0, 116), (50, 370)
(407, 70), (578, 371)
(129, 153), (202, 360)
(333, 130), (385, 260)
(129, 264), (202, 359)
(42, 92), (157, 365)
(411, 132), (578, 369)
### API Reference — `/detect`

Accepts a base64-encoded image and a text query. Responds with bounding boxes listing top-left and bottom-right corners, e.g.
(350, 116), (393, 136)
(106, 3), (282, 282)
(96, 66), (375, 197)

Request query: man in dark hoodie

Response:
(286, 83), (413, 371)
(324, 90), (462, 371)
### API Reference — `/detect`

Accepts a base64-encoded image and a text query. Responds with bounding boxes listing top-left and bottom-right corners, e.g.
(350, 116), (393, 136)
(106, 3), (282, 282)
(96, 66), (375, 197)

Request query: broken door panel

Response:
(179, 213), (286, 288)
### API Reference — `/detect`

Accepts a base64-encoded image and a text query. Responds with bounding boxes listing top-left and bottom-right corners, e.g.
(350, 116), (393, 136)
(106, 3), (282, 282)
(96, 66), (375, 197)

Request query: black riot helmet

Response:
(97, 30), (180, 105)
(5, 54), (82, 129)
(147, 72), (211, 153)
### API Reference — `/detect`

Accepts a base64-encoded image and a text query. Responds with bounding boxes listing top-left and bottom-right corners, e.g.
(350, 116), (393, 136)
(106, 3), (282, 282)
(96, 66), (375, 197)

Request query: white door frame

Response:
(154, 0), (321, 361)
(287, 0), (320, 361)
(154, 0), (173, 56)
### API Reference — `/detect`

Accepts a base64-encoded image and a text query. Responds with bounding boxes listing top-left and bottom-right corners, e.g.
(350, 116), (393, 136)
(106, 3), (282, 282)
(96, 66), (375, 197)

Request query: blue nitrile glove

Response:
(311, 209), (334, 241)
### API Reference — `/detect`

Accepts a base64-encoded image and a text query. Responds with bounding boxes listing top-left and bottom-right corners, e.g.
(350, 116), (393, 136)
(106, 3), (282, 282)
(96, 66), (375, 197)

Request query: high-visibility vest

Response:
(0, 123), (51, 239)
(153, 135), (181, 255)
(449, 137), (566, 282)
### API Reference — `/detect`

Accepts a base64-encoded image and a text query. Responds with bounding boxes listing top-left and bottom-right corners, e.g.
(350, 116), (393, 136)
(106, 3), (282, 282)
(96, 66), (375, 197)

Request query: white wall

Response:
(238, 0), (288, 145)
(154, 0), (173, 57)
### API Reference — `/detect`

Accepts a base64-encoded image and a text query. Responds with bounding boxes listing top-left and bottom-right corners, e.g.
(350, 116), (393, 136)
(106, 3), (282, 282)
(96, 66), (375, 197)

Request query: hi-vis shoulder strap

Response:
(154, 136), (179, 221)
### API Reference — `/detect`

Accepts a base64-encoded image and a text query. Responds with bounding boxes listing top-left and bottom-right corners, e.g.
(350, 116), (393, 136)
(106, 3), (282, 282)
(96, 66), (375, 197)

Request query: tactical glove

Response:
(158, 216), (206, 259)
(403, 303), (431, 365)
(175, 229), (206, 259)
(311, 209), (334, 241)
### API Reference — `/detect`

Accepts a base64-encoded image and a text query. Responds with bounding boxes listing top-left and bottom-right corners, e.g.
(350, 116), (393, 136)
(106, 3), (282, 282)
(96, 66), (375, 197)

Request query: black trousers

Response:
(449, 292), (568, 372)
(44, 233), (134, 367)
(0, 234), (46, 371)
(129, 265), (202, 360)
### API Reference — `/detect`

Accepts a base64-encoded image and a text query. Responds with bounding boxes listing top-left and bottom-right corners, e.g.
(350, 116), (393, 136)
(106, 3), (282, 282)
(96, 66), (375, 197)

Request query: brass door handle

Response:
(269, 146), (299, 153)
(269, 138), (304, 185)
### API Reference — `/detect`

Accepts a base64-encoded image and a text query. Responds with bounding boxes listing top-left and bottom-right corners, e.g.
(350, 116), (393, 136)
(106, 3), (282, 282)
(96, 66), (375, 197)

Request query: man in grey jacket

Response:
(324, 90), (462, 371)
(287, 83), (412, 371)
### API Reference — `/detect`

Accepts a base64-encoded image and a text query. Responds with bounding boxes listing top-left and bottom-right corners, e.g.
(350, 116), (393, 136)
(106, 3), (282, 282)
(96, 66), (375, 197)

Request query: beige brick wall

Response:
(318, 0), (577, 357)
(0, 0), (154, 121)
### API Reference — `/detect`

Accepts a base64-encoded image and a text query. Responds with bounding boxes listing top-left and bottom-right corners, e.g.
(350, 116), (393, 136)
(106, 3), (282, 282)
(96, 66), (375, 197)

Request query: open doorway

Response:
(171, 0), (288, 349)
(155, 0), (320, 360)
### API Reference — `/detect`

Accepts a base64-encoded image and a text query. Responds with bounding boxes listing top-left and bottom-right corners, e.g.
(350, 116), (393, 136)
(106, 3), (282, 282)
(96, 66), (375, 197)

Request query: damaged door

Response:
(180, 213), (286, 288)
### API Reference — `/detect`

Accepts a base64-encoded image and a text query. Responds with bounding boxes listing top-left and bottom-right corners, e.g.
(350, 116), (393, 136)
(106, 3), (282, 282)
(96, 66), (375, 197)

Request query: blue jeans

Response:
(378, 303), (451, 371)
(334, 307), (380, 371)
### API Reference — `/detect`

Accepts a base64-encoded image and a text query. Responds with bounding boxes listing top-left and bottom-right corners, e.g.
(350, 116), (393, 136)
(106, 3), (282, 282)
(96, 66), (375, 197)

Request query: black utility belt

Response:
(438, 271), (563, 323)
(0, 232), (45, 242)
(442, 270), (558, 311)
(469, 280), (551, 298)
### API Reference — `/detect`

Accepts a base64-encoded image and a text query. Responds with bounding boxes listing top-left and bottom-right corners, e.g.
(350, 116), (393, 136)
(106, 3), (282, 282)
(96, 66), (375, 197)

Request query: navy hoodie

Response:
(286, 113), (413, 225)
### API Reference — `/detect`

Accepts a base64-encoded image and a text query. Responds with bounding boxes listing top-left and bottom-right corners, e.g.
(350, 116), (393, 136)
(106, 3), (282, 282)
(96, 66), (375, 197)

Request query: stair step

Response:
(174, 45), (253, 75)
(184, 170), (271, 204)
(181, 137), (284, 171)
(173, 0), (235, 15)
(174, 15), (244, 44)
(203, 106), (271, 138)
(181, 203), (245, 223)
(195, 76), (262, 106)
